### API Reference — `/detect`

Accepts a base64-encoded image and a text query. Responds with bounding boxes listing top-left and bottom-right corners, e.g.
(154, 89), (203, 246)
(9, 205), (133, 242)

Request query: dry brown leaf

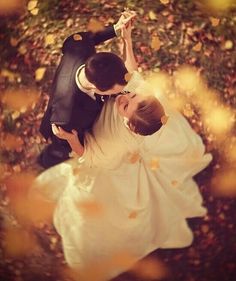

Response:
(87, 18), (104, 33)
(73, 34), (82, 41)
(149, 10), (157, 20)
(30, 7), (39, 15)
(27, 0), (37, 11)
(151, 35), (161, 51)
(35, 67), (46, 81)
(128, 211), (138, 219)
(160, 0), (170, 4)
(128, 152), (140, 164)
(210, 17), (220, 26)
(77, 200), (104, 217)
(18, 44), (27, 55)
(45, 34), (55, 46)
(149, 158), (159, 170)
(193, 42), (202, 52)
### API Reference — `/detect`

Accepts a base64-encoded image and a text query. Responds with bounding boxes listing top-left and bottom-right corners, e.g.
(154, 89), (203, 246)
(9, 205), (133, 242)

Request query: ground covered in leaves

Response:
(0, 0), (236, 281)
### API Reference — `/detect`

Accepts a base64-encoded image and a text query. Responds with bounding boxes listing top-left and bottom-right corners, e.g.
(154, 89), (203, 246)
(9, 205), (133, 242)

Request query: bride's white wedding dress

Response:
(34, 73), (212, 279)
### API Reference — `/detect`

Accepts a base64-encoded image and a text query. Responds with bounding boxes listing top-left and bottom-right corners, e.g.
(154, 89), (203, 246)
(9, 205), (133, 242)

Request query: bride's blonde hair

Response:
(127, 95), (165, 135)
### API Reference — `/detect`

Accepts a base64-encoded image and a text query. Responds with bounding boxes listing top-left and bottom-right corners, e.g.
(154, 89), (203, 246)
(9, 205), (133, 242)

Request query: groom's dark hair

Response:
(84, 52), (128, 91)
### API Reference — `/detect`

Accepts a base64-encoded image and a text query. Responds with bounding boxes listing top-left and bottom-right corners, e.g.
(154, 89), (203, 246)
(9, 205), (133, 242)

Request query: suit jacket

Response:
(40, 25), (117, 144)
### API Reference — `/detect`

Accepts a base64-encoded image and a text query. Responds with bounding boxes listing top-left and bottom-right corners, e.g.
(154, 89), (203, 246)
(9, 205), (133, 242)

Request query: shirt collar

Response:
(75, 64), (96, 100)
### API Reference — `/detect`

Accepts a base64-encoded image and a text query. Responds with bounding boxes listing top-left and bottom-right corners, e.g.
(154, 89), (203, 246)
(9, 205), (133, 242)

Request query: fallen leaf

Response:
(224, 40), (233, 50)
(151, 35), (161, 50)
(27, 0), (37, 11)
(128, 211), (138, 219)
(160, 0), (170, 4)
(45, 34), (55, 46)
(210, 17), (220, 26)
(18, 44), (27, 55)
(149, 10), (157, 20)
(193, 42), (202, 52)
(30, 7), (39, 15)
(35, 67), (46, 81)
(10, 37), (18, 47)
(77, 200), (104, 218)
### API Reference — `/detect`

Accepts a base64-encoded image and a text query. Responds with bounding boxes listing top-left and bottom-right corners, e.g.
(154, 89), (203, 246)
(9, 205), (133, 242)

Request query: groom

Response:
(38, 13), (135, 169)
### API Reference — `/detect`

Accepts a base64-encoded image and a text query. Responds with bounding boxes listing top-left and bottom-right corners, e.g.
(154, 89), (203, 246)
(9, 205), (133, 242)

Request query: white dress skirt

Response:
(34, 75), (212, 279)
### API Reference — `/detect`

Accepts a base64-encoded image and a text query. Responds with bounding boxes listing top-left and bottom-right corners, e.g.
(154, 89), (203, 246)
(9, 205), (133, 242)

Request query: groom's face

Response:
(94, 83), (126, 95)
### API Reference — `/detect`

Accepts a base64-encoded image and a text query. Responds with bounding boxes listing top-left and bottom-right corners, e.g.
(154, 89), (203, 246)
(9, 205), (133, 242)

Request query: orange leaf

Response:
(160, 0), (170, 4)
(193, 42), (202, 52)
(87, 18), (104, 33)
(151, 35), (161, 51)
(210, 17), (220, 26)
(77, 200), (104, 218)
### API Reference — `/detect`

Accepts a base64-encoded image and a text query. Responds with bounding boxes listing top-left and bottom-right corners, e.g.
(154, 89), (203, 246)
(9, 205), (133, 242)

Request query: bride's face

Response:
(116, 92), (145, 118)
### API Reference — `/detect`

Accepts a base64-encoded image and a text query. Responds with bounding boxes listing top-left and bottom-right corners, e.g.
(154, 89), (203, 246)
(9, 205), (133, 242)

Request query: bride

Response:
(33, 16), (212, 280)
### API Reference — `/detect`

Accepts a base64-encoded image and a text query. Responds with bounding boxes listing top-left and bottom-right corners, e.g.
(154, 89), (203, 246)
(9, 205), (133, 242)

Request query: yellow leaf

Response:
(128, 152), (140, 164)
(171, 180), (178, 186)
(77, 200), (104, 218)
(149, 10), (157, 20)
(160, 0), (170, 4)
(73, 34), (82, 41)
(45, 34), (55, 46)
(35, 67), (46, 81)
(128, 211), (138, 219)
(0, 69), (20, 82)
(161, 115), (169, 125)
(18, 44), (27, 55)
(30, 7), (39, 15)
(124, 72), (132, 82)
(193, 42), (202, 52)
(210, 17), (220, 26)
(151, 35), (161, 50)
(87, 18), (104, 32)
(224, 40), (233, 50)
(27, 0), (37, 11)
(149, 158), (159, 170)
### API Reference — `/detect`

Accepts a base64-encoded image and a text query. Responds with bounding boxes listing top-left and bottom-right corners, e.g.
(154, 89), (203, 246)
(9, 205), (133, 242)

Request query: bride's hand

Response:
(52, 124), (78, 141)
(115, 10), (136, 34)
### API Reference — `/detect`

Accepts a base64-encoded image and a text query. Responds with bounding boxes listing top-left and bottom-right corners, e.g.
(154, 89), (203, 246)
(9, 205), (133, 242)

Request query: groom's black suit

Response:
(39, 26), (117, 168)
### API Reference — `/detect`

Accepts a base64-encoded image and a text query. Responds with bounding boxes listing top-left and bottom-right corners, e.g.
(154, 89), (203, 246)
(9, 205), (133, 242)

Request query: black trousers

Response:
(38, 135), (71, 169)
